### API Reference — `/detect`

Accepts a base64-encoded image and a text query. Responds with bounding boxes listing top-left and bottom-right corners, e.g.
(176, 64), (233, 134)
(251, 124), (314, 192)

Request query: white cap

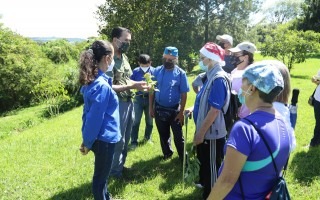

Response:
(216, 34), (233, 46)
(229, 42), (257, 54)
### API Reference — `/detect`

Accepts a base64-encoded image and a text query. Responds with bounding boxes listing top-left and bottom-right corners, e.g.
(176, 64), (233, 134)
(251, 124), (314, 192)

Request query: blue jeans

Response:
(131, 95), (153, 145)
(91, 140), (116, 200)
(110, 100), (134, 177)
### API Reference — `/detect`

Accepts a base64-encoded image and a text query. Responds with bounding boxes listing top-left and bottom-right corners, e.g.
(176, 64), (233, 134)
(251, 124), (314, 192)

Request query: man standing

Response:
(149, 47), (190, 162)
(216, 34), (234, 73)
(107, 27), (135, 178)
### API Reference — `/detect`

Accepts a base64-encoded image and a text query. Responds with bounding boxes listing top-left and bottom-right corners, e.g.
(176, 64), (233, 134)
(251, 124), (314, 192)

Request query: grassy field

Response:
(1, 55), (320, 199)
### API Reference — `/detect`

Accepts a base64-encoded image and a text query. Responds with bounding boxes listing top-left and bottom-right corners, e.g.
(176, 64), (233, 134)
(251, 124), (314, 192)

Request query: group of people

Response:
(78, 27), (297, 200)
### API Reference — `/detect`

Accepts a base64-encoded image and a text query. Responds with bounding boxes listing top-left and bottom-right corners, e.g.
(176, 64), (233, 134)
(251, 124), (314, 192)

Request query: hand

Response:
(193, 133), (204, 146)
(132, 81), (150, 91)
(175, 112), (184, 126)
(149, 108), (155, 118)
(184, 107), (193, 117)
(312, 76), (320, 84)
(79, 143), (89, 155)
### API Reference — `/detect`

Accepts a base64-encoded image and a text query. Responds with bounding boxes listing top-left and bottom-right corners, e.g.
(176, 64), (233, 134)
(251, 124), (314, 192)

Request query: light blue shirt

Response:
(80, 70), (121, 149)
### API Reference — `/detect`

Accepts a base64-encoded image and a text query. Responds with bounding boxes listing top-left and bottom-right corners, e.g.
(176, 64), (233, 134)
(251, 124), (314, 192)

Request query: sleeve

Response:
(227, 120), (254, 156)
(192, 74), (204, 88)
(130, 68), (137, 80)
(208, 77), (227, 109)
(180, 72), (190, 93)
(82, 84), (110, 149)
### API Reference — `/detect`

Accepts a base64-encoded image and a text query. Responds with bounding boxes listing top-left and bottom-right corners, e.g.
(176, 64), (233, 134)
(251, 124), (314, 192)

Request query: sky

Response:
(0, 0), (105, 39)
(0, 0), (276, 39)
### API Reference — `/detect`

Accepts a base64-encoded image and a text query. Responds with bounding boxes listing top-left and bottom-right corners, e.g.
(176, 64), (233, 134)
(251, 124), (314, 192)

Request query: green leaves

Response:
(184, 146), (200, 185)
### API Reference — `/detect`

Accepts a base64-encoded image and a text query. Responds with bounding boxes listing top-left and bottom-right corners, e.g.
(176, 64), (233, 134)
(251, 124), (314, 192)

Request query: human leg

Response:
(155, 109), (173, 158)
(144, 98), (153, 141)
(131, 97), (143, 145)
(91, 140), (116, 200)
(311, 100), (320, 146)
(170, 115), (184, 160)
(110, 101), (134, 177)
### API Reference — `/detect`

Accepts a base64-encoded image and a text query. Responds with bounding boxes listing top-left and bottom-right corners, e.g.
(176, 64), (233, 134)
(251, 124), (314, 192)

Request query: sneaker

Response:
(129, 143), (138, 150)
(194, 181), (204, 188)
(162, 153), (173, 161)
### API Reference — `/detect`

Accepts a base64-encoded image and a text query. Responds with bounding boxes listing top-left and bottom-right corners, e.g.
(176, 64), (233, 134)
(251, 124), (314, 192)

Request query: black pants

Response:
(197, 138), (225, 200)
(311, 100), (320, 146)
(154, 105), (184, 160)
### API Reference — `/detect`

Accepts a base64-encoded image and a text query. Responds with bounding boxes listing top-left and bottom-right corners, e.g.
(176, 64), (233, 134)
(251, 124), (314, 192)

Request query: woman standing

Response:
(186, 42), (229, 199)
(310, 70), (320, 147)
(229, 42), (257, 118)
(79, 40), (148, 199)
(207, 62), (292, 199)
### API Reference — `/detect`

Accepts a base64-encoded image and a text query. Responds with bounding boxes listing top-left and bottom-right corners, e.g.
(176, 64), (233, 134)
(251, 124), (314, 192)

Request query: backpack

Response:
(201, 74), (239, 132)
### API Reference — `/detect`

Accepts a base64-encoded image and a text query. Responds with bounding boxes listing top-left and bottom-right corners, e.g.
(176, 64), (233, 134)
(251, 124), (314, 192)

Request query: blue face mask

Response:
(238, 88), (251, 105)
(199, 61), (208, 72)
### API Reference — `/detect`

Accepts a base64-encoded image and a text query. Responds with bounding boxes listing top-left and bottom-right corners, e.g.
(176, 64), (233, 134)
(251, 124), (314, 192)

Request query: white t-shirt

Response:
(273, 102), (296, 152)
(313, 70), (320, 102)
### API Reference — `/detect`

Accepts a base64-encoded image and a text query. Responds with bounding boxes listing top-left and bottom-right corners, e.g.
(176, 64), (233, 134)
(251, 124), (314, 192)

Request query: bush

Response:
(0, 28), (51, 112)
(42, 39), (80, 64)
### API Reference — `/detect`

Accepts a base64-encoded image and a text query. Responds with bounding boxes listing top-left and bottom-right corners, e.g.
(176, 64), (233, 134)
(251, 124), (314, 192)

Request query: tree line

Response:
(0, 0), (319, 114)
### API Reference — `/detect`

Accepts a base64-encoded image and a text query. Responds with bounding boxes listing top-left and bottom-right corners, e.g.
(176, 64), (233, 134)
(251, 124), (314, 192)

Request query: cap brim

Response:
(229, 47), (242, 53)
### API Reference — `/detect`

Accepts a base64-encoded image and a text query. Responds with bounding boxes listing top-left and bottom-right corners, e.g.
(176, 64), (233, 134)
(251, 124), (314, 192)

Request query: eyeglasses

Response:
(199, 56), (207, 61)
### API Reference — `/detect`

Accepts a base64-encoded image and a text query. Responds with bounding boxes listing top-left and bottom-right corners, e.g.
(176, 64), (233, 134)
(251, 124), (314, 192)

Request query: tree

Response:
(297, 0), (320, 32)
(260, 25), (320, 71)
(96, 0), (262, 72)
(261, 0), (303, 24)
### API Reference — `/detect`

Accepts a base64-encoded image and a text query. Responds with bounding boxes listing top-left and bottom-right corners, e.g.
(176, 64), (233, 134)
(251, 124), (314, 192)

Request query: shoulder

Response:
(175, 66), (186, 74)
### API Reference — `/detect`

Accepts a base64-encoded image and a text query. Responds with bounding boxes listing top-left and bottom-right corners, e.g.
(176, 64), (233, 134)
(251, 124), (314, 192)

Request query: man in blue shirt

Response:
(130, 54), (155, 147)
(149, 47), (190, 161)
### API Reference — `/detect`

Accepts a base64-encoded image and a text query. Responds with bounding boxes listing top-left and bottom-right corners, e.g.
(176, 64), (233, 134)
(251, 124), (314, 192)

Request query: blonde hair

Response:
(274, 62), (291, 104)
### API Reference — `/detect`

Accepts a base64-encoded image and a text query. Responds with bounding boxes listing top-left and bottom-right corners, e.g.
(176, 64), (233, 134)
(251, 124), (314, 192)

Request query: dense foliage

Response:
(0, 28), (85, 114)
(97, 0), (262, 70)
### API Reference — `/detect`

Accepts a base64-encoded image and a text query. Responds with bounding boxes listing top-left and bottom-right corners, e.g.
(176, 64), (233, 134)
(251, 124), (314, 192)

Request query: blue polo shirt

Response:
(153, 65), (190, 107)
(130, 66), (155, 95)
(80, 70), (121, 149)
(193, 77), (227, 123)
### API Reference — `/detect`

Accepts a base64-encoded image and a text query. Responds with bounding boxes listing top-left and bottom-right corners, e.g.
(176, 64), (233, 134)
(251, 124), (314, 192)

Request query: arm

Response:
(193, 106), (219, 145)
(112, 80), (148, 92)
(312, 76), (320, 85)
(175, 92), (187, 126)
(207, 147), (247, 200)
(149, 91), (155, 118)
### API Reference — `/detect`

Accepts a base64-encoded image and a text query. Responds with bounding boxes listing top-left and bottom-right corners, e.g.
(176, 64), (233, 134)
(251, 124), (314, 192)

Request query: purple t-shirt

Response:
(220, 111), (291, 200)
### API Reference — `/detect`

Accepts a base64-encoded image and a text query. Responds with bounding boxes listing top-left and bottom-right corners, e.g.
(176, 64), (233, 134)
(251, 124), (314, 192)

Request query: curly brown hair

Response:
(79, 40), (113, 85)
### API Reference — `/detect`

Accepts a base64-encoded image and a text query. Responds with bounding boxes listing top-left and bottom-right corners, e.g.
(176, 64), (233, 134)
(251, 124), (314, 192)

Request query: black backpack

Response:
(201, 74), (240, 132)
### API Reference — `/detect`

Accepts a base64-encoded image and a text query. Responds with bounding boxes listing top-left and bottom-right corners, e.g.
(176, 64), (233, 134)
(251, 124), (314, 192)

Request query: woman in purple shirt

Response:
(207, 62), (292, 200)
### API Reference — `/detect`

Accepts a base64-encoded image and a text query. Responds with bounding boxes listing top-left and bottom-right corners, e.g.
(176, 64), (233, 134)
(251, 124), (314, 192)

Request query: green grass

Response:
(1, 56), (320, 199)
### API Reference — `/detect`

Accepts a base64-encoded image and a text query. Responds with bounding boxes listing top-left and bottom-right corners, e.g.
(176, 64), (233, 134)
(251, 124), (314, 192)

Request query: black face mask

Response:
(119, 42), (130, 53)
(218, 42), (226, 49)
(162, 58), (175, 69)
(230, 55), (243, 67)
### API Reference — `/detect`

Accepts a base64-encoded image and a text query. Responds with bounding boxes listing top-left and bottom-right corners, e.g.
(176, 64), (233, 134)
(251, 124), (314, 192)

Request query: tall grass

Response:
(0, 55), (320, 199)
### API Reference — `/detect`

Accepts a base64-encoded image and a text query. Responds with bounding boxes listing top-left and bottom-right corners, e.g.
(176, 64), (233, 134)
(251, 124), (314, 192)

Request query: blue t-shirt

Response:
(130, 66), (155, 95)
(193, 77), (227, 123)
(220, 111), (291, 200)
(80, 70), (121, 149)
(153, 65), (190, 107)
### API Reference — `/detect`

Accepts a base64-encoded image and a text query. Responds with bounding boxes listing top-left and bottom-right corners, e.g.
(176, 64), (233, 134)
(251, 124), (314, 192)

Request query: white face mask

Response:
(140, 66), (149, 72)
(107, 59), (115, 72)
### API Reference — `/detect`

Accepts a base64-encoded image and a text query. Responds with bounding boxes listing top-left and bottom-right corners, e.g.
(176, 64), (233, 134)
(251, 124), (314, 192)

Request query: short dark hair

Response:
(258, 86), (283, 103)
(242, 50), (254, 65)
(111, 27), (131, 39)
(138, 54), (151, 64)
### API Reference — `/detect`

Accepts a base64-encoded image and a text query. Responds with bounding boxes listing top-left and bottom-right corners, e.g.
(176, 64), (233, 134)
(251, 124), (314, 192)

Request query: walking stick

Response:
(182, 112), (191, 188)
